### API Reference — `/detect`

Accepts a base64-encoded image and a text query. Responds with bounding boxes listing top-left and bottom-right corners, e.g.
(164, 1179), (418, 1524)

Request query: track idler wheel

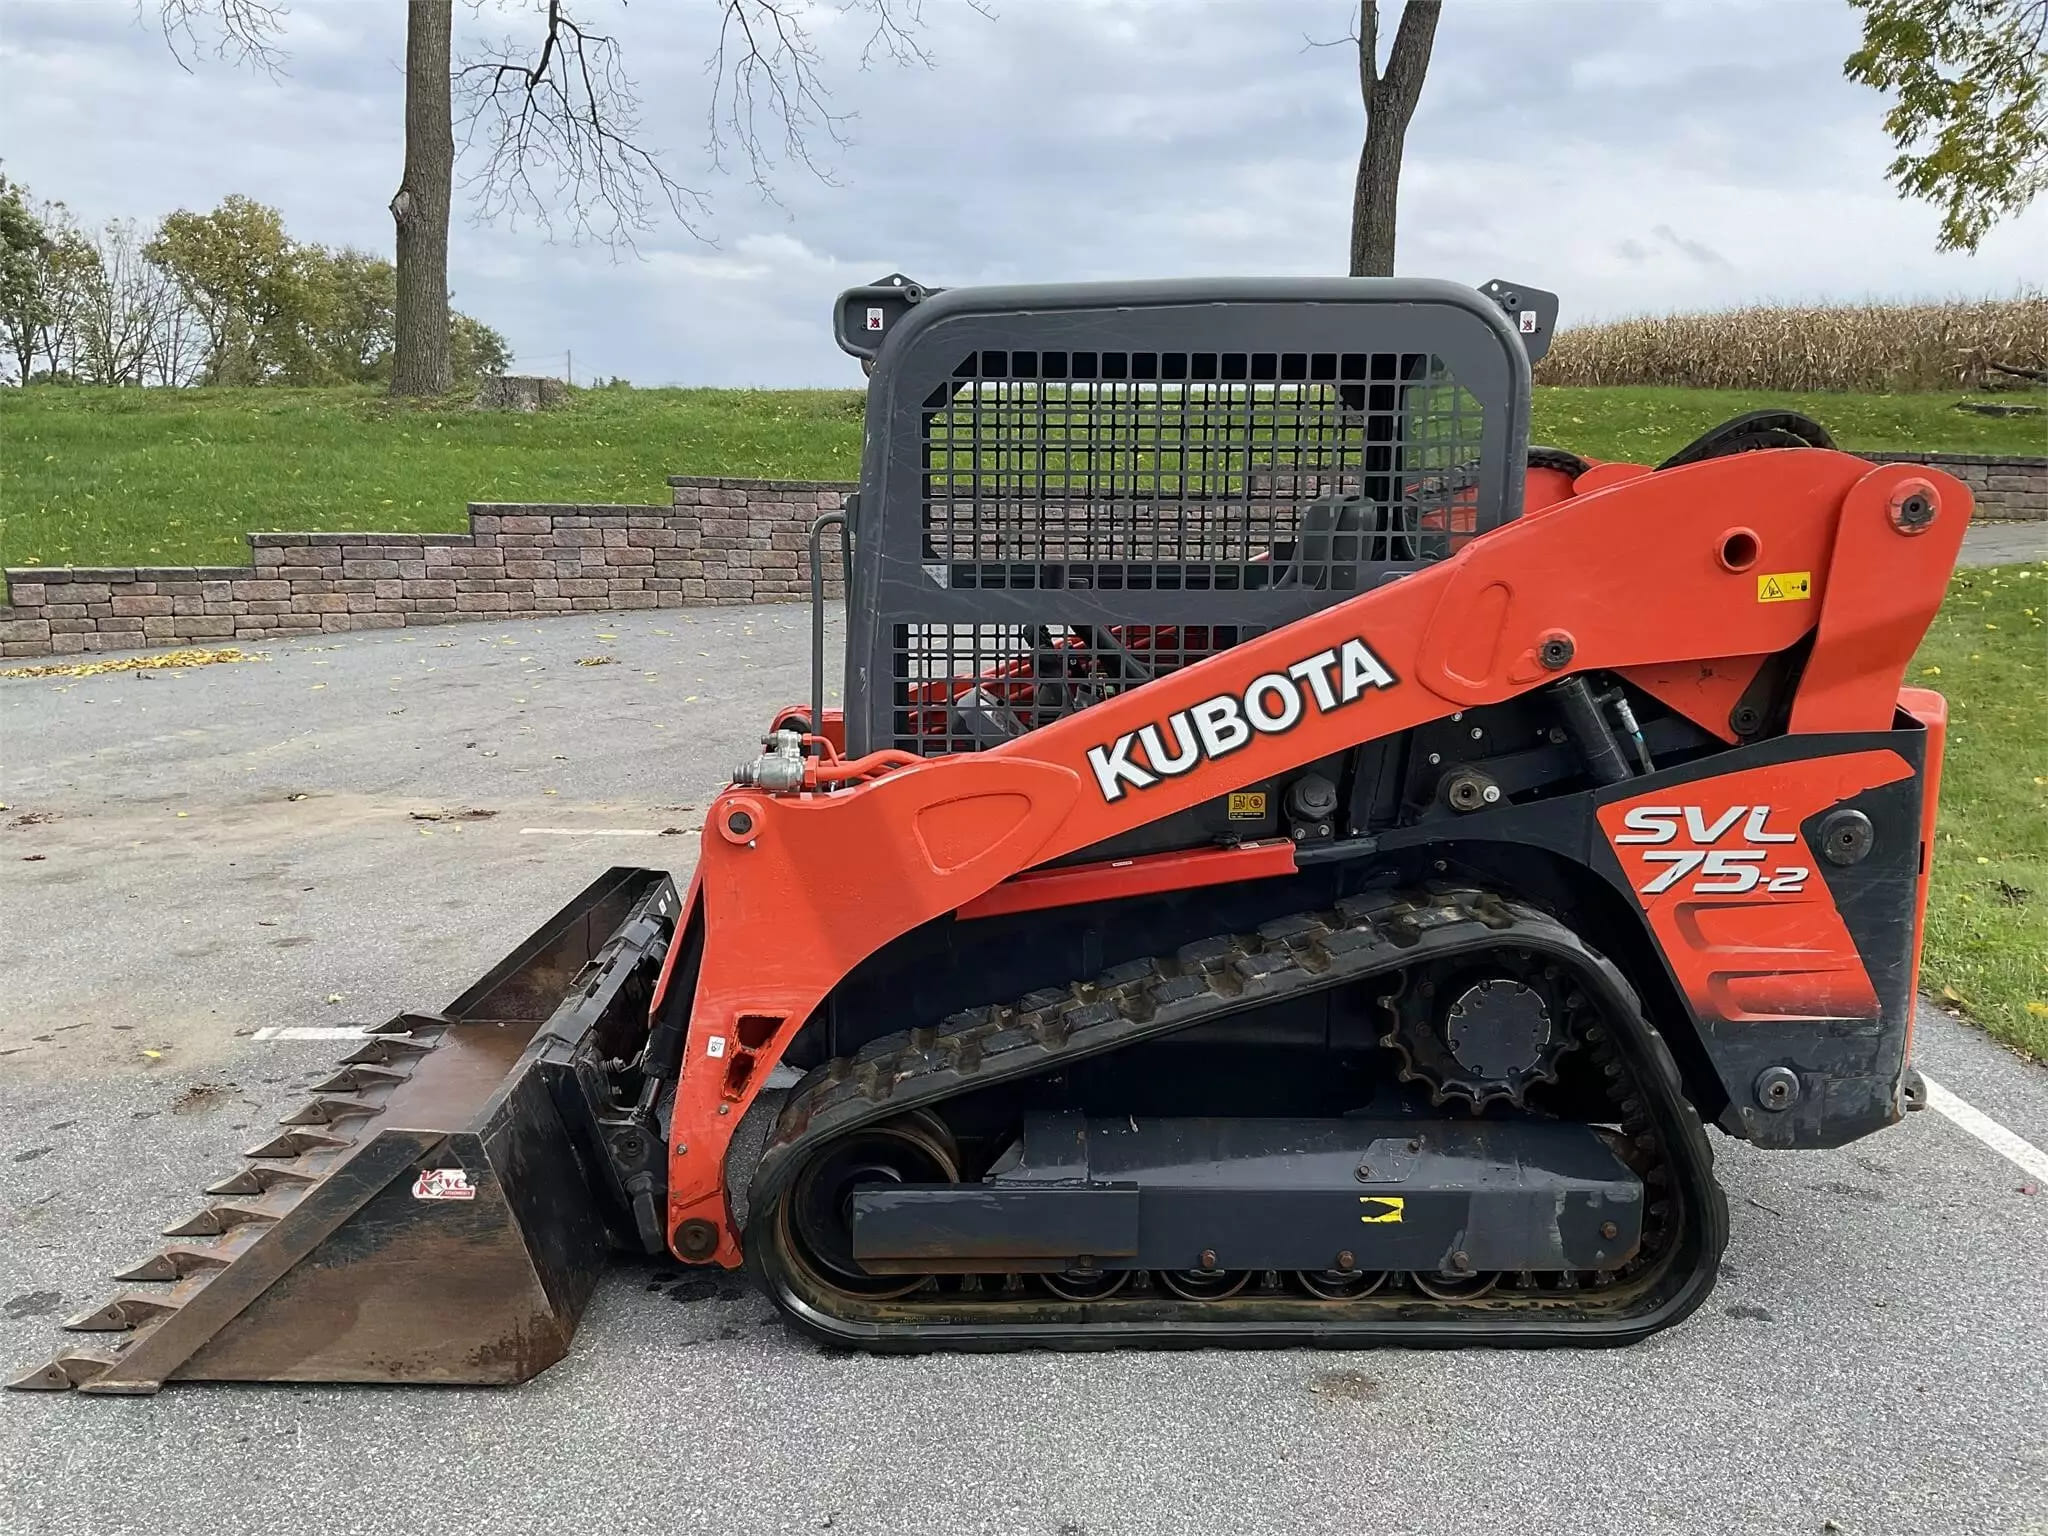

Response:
(777, 1111), (960, 1301)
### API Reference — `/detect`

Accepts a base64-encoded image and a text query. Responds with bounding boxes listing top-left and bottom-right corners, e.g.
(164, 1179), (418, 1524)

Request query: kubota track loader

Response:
(15, 276), (1967, 1391)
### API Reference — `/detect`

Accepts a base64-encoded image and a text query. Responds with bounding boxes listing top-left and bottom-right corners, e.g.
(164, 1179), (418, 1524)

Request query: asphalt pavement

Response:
(3, 600), (2045, 1536)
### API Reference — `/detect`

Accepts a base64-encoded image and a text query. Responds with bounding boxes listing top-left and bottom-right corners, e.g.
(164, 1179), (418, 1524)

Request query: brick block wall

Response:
(0, 455), (2039, 659)
(0, 476), (851, 658)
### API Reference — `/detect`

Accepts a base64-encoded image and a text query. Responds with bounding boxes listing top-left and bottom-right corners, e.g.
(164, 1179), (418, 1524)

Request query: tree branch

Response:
(456, 0), (711, 248)
(147, 0), (289, 74)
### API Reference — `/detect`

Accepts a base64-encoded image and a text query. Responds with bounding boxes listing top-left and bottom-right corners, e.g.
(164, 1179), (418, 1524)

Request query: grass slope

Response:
(0, 383), (2039, 1051)
(2, 383), (2042, 575)
(1913, 563), (2048, 1060)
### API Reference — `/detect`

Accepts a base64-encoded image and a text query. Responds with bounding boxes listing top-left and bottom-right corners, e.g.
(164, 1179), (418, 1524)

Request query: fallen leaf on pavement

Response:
(1, 647), (266, 680)
(576, 655), (616, 667)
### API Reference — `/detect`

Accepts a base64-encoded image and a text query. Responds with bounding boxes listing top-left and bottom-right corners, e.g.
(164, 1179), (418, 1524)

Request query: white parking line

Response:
(251, 1026), (379, 1041)
(518, 827), (665, 837)
(1921, 1075), (2048, 1183)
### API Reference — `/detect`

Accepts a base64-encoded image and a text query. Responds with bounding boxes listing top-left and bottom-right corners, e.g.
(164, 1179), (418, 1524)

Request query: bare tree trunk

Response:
(1349, 0), (1441, 278)
(390, 0), (453, 396)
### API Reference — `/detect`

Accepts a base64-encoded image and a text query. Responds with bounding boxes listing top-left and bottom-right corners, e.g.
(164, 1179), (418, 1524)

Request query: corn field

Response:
(1534, 293), (2048, 393)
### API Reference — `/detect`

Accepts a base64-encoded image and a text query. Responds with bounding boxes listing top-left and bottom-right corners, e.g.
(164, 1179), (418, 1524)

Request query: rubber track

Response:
(747, 886), (1728, 1351)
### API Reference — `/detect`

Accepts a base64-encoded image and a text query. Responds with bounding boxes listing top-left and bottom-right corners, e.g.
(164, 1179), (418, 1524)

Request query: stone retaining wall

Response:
(1, 453), (2040, 659)
(0, 476), (852, 658)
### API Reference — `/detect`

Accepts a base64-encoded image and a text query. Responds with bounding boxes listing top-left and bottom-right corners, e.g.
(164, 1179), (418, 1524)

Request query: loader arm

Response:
(661, 449), (1967, 1267)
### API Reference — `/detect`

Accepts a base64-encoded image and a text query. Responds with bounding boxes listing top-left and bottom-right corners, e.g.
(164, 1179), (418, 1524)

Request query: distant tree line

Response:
(0, 176), (509, 388)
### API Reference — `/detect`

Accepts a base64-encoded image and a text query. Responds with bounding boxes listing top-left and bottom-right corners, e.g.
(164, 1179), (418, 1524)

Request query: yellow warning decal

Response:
(1227, 791), (1267, 820)
(1358, 1196), (1405, 1224)
(1756, 571), (1813, 603)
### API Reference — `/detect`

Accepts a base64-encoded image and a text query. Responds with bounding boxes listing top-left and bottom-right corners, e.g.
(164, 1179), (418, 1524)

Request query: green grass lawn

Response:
(0, 384), (867, 574)
(0, 381), (2040, 1052)
(1, 382), (2040, 576)
(1913, 563), (2048, 1060)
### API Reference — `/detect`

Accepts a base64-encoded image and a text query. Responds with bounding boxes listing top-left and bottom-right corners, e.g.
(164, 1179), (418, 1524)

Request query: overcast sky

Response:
(4, 0), (2043, 387)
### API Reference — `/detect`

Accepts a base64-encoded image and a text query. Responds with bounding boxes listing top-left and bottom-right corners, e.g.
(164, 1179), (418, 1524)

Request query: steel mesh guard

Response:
(848, 283), (1528, 757)
(922, 350), (1483, 583)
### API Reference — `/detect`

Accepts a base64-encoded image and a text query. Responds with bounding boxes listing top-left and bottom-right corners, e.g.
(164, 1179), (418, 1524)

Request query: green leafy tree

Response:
(304, 247), (398, 382)
(0, 174), (50, 383)
(0, 188), (101, 385)
(143, 194), (302, 383)
(1847, 0), (2048, 251)
(449, 311), (511, 383)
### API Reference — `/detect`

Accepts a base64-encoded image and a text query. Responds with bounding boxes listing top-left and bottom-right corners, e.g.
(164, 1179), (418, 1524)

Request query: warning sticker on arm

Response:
(1756, 571), (1812, 603)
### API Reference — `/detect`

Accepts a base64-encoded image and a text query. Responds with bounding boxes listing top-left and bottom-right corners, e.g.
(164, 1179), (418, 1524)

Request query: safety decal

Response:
(412, 1168), (477, 1201)
(1227, 792), (1267, 820)
(706, 1035), (727, 1059)
(1518, 310), (1538, 334)
(1085, 637), (1397, 803)
(1756, 571), (1812, 603)
(864, 306), (885, 332)
(1359, 1196), (1405, 1224)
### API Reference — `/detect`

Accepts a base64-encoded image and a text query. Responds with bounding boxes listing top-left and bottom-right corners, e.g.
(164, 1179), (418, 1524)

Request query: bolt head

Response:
(1890, 487), (1937, 533)
(1199, 1248), (1218, 1270)
(1481, 785), (1501, 804)
(1755, 1065), (1802, 1111)
(675, 1219), (719, 1260)
(1601, 1221), (1620, 1240)
(1337, 1250), (1356, 1271)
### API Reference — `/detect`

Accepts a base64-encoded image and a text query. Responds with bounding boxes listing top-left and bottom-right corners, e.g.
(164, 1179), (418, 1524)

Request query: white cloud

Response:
(2, 0), (2042, 385)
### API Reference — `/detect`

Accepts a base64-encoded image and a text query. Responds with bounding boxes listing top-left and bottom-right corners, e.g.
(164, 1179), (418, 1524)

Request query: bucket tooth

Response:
(340, 1035), (436, 1066)
(205, 1161), (320, 1196)
(370, 1010), (450, 1036)
(7, 1348), (119, 1391)
(160, 1189), (300, 1238)
(62, 1294), (179, 1332)
(277, 1095), (381, 1127)
(112, 1250), (223, 1283)
(112, 1230), (261, 1283)
(244, 1129), (351, 1159)
(310, 1064), (410, 1094)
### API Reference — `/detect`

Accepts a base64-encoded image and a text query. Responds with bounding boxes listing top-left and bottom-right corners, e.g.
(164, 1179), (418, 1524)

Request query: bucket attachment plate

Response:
(10, 867), (679, 1394)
